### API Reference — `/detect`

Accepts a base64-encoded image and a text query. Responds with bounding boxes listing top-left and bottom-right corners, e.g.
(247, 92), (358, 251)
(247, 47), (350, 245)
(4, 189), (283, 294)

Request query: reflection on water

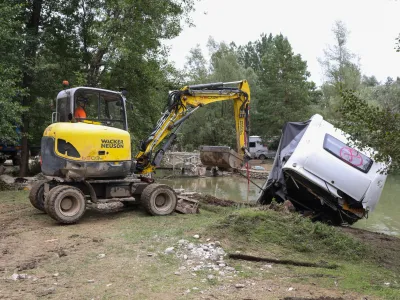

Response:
(156, 171), (400, 236)
(156, 173), (265, 202)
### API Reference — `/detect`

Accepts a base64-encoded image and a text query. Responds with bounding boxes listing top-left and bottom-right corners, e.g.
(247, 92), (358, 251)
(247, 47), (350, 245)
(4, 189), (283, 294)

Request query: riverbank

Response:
(0, 190), (399, 299)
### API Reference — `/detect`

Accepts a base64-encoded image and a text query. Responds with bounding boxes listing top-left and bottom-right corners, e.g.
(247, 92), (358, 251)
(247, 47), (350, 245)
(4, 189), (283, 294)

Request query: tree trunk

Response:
(19, 0), (42, 177)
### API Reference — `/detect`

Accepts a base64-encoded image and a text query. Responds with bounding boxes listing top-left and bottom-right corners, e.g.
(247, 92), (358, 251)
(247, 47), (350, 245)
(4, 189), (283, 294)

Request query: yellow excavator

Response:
(29, 80), (250, 224)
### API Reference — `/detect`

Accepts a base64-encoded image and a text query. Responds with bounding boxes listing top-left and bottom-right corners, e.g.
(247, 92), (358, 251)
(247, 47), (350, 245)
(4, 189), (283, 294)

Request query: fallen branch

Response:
(228, 253), (339, 269)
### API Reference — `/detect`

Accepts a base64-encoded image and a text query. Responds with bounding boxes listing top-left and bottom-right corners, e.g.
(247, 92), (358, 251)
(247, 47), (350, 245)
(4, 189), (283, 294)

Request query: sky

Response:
(165, 0), (400, 87)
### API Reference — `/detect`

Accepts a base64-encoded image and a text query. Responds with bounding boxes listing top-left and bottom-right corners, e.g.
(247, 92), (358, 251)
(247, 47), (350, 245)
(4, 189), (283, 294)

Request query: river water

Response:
(156, 172), (400, 237)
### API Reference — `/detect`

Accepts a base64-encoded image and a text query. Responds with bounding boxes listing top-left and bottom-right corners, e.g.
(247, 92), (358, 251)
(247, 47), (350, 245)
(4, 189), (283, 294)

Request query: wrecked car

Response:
(257, 114), (389, 225)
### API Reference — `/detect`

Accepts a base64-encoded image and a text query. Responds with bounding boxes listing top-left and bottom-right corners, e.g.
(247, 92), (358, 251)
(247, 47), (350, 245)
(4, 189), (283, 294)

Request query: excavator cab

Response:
(53, 87), (128, 130)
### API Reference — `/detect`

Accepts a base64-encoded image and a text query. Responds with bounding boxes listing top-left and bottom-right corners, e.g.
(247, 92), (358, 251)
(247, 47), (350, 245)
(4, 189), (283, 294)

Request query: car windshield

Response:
(74, 89), (126, 130)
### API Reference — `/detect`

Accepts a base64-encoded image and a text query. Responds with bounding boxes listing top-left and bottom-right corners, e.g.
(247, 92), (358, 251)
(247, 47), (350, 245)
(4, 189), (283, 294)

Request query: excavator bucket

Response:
(199, 146), (244, 171)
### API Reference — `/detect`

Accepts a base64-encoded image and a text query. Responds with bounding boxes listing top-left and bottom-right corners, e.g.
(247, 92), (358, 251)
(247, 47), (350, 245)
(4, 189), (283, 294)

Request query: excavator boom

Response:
(134, 80), (251, 174)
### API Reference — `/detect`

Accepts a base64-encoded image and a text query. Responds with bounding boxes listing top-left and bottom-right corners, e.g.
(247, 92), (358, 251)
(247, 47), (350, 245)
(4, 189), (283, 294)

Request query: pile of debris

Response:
(164, 237), (240, 283)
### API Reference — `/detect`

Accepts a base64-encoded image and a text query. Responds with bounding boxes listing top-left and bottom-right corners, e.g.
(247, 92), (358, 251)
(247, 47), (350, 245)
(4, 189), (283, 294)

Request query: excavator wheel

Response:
(29, 180), (48, 212)
(141, 184), (177, 216)
(44, 185), (86, 224)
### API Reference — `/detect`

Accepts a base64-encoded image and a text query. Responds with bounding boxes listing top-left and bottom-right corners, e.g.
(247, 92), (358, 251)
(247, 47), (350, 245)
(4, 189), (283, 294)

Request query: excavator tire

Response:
(44, 185), (86, 224)
(29, 180), (48, 212)
(141, 184), (177, 216)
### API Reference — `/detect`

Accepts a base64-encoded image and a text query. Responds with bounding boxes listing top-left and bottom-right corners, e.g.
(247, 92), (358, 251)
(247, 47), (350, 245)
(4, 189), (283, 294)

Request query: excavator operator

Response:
(74, 97), (87, 120)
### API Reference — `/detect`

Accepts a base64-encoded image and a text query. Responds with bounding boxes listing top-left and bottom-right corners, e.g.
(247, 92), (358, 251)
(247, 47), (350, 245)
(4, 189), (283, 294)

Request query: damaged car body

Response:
(257, 114), (389, 225)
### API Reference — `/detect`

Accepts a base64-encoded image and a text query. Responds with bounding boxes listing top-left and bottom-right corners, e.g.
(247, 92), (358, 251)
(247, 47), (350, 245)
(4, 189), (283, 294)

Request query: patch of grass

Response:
(213, 209), (368, 261)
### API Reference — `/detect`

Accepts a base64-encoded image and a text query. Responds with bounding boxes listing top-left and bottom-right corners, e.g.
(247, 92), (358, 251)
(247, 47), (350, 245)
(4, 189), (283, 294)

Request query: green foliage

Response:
(243, 34), (317, 137)
(0, 0), (196, 170)
(214, 209), (368, 260)
(338, 90), (398, 171)
(0, 1), (25, 143)
(318, 21), (361, 121)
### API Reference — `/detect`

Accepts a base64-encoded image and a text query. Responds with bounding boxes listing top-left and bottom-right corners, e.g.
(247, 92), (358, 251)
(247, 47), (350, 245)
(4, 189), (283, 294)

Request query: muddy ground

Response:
(0, 190), (399, 300)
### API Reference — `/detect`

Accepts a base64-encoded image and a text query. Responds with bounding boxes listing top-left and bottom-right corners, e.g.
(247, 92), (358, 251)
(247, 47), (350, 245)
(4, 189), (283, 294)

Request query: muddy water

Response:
(156, 171), (400, 237)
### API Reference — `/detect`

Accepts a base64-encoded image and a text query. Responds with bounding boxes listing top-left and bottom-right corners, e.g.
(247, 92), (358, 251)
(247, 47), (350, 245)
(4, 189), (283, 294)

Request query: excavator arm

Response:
(134, 80), (251, 174)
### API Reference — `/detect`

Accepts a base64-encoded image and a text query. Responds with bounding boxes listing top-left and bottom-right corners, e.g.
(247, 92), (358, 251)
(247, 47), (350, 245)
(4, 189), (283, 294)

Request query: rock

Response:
(193, 234), (200, 239)
(192, 287), (199, 290)
(214, 241), (221, 246)
(206, 238), (211, 242)
(264, 264), (273, 268)
(165, 247), (175, 254)
(106, 283), (112, 287)
(219, 263), (226, 267)
(225, 267), (235, 272)
(179, 266), (186, 270)
(183, 255), (188, 260)
(87, 279), (95, 283)
(235, 284), (245, 288)
(235, 250), (241, 254)
(53, 273), (59, 277)
(185, 289), (191, 293)
(187, 243), (194, 250)
(287, 287), (294, 291)
(10, 273), (19, 281)
(207, 275), (215, 280)
(0, 174), (15, 184)
(178, 239), (187, 245)
(147, 253), (154, 257)
(97, 254), (106, 259)
(174, 272), (181, 275)
(219, 271), (225, 276)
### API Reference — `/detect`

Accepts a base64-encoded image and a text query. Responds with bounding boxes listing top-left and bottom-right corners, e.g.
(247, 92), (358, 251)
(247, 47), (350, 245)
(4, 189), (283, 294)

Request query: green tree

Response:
(0, 1), (24, 143)
(3, 0), (196, 175)
(338, 90), (399, 172)
(318, 20), (361, 121)
(252, 34), (315, 137)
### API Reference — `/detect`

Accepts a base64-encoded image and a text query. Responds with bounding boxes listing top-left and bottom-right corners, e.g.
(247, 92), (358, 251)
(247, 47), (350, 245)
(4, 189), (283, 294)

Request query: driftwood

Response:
(228, 253), (339, 269)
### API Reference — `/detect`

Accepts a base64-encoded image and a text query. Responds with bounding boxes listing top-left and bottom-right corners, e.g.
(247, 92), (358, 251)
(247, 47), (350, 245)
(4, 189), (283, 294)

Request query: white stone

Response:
(165, 247), (175, 254)
(219, 263), (226, 267)
(235, 284), (245, 288)
(97, 254), (106, 259)
(193, 234), (200, 239)
(53, 273), (59, 277)
(10, 274), (19, 281)
(214, 241), (221, 246)
(183, 255), (188, 260)
(287, 287), (294, 291)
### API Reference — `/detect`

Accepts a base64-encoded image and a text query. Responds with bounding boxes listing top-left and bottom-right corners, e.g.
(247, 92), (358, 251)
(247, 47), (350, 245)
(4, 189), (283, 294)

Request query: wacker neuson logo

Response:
(101, 139), (124, 148)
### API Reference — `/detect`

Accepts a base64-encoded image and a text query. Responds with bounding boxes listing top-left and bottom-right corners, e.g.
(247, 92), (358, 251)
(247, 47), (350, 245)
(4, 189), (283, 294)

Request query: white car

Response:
(258, 114), (389, 225)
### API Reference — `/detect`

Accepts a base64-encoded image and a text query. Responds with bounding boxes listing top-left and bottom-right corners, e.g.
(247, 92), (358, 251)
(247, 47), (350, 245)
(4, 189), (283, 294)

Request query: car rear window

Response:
(323, 134), (373, 173)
